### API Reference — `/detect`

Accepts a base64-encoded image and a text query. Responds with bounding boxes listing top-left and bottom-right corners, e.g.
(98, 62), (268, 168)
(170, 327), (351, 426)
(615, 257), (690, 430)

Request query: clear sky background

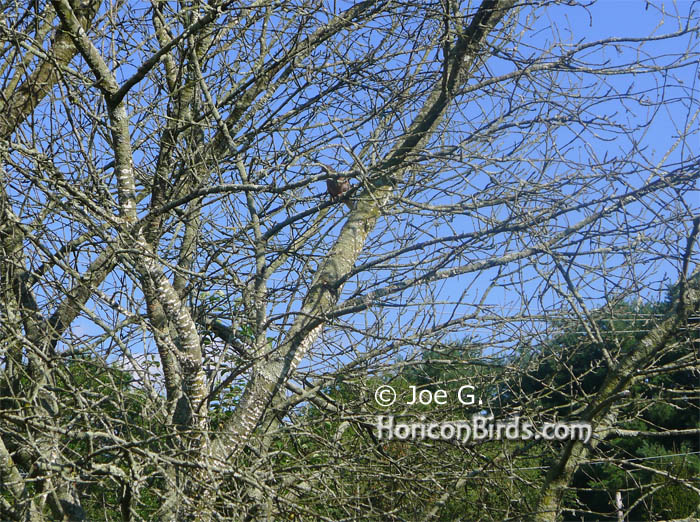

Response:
(341, 0), (699, 364)
(48, 0), (698, 382)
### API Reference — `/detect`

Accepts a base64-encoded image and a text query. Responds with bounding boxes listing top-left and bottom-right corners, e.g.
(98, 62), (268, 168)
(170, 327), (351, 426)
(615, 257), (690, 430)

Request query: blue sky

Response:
(23, 0), (696, 383)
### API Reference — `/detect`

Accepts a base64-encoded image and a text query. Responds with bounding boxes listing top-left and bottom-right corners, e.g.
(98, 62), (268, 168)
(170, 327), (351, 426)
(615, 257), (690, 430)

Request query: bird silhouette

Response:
(326, 176), (349, 197)
(323, 167), (354, 209)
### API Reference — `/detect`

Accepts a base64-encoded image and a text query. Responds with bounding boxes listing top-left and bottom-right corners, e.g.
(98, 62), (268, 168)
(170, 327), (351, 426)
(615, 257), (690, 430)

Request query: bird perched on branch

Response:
(322, 166), (354, 209)
(326, 176), (349, 197)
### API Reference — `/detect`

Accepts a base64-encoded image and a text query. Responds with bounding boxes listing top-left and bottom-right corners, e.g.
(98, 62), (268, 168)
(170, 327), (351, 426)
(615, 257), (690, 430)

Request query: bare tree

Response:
(1, 0), (698, 520)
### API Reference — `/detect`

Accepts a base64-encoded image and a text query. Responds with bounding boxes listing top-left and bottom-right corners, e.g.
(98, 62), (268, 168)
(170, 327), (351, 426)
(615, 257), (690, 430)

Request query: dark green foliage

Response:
(513, 296), (699, 520)
(49, 356), (166, 520)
